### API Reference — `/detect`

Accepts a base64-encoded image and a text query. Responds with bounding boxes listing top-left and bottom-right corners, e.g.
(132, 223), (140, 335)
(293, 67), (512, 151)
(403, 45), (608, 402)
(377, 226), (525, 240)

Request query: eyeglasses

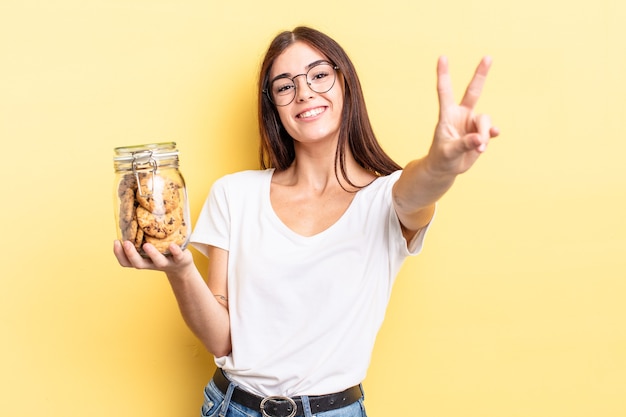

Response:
(264, 62), (339, 107)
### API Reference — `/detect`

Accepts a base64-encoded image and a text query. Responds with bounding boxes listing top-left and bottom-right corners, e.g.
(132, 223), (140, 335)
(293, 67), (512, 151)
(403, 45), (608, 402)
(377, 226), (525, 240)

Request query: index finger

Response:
(460, 56), (492, 109)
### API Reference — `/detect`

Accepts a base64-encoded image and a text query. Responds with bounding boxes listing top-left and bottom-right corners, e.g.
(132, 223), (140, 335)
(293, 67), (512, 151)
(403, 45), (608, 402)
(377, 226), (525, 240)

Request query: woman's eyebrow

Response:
(306, 59), (329, 69)
(270, 60), (331, 82)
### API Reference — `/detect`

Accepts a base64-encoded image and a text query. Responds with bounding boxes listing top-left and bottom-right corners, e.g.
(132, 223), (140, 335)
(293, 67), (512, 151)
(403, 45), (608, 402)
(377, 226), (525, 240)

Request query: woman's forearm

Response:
(393, 157), (455, 231)
(166, 266), (232, 358)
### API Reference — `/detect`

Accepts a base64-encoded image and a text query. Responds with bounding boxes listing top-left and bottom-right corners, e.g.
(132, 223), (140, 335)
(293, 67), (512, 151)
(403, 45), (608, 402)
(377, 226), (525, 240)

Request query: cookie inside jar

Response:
(113, 142), (191, 256)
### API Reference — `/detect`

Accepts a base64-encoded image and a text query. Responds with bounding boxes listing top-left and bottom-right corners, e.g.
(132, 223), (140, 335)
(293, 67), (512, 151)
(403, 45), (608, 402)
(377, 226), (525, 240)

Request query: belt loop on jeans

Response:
(300, 395), (312, 417)
(218, 380), (236, 417)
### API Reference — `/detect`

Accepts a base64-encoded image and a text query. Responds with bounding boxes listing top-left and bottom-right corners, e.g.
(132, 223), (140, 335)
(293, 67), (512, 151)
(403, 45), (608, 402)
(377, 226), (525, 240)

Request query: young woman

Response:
(114, 26), (499, 417)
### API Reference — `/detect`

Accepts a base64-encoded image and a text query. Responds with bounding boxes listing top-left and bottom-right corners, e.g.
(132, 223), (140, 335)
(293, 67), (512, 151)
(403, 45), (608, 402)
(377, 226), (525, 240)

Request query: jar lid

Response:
(113, 142), (178, 162)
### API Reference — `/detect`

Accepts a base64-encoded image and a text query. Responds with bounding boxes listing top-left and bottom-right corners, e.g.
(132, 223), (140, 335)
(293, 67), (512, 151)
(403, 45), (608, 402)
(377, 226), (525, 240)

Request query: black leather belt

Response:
(212, 368), (362, 417)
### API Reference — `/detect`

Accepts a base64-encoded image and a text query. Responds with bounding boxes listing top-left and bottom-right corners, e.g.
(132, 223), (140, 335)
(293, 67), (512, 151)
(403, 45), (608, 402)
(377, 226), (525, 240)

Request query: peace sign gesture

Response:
(393, 56), (500, 234)
(429, 56), (500, 175)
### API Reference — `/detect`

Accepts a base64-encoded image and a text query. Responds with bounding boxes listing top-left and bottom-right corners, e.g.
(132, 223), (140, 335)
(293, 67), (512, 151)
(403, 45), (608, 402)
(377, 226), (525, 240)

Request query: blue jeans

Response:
(200, 378), (368, 417)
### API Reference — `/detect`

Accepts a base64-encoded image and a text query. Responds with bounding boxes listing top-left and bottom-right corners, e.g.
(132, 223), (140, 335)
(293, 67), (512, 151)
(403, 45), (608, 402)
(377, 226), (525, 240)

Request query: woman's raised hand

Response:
(428, 56), (500, 176)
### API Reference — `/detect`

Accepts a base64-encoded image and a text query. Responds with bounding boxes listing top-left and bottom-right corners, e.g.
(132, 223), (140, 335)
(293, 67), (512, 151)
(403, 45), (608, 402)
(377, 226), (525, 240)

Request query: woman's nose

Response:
(294, 74), (314, 101)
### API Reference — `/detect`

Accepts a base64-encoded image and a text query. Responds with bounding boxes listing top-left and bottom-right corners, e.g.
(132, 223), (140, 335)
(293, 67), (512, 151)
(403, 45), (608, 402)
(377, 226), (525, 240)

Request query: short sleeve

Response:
(189, 176), (231, 258)
(405, 209), (435, 255)
(385, 171), (435, 256)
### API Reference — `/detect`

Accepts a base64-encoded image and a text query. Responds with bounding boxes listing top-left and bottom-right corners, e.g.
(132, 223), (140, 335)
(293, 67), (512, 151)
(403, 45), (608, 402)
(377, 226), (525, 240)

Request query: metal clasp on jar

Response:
(131, 150), (158, 197)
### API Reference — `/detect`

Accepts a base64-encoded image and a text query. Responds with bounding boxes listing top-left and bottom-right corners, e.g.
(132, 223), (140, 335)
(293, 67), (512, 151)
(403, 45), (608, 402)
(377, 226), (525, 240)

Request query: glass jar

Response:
(113, 142), (191, 256)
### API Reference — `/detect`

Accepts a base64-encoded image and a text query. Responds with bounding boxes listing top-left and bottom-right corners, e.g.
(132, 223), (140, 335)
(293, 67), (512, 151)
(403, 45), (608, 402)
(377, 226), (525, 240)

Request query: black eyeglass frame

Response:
(263, 62), (340, 107)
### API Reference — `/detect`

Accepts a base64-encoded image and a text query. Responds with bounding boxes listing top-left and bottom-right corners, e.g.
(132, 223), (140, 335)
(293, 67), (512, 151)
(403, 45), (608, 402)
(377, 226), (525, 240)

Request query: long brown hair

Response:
(258, 26), (401, 185)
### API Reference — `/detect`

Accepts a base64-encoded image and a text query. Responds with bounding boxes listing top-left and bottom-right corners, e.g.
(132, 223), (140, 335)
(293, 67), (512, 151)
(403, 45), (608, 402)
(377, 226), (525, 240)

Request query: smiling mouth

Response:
(297, 107), (325, 119)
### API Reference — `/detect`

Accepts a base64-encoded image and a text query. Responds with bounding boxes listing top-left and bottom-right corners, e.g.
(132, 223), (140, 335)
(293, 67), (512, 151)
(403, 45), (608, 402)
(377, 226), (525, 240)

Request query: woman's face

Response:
(269, 41), (344, 146)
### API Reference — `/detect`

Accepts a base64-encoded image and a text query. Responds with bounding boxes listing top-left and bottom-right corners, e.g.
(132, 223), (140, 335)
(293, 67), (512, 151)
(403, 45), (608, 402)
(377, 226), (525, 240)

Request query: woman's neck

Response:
(274, 143), (375, 192)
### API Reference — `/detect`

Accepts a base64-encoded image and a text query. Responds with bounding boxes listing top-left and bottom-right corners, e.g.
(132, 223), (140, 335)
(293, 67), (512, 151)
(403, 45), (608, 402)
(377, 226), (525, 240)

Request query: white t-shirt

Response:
(190, 169), (431, 397)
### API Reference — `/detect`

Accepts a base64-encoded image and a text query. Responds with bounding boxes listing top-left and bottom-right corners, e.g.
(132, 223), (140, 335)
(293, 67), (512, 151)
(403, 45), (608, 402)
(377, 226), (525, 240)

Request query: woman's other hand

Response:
(428, 56), (500, 176)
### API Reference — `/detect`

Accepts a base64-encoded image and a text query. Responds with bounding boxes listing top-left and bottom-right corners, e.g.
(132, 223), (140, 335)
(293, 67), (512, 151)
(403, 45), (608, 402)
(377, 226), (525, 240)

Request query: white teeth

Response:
(298, 107), (324, 118)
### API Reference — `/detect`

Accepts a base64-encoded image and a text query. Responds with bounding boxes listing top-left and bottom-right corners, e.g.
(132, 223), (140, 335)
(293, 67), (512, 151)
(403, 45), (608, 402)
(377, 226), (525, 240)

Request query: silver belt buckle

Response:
(260, 395), (297, 417)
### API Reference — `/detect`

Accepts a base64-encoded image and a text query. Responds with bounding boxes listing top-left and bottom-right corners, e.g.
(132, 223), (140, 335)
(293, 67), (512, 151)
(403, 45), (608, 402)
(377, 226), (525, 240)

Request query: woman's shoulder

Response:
(362, 170), (402, 192)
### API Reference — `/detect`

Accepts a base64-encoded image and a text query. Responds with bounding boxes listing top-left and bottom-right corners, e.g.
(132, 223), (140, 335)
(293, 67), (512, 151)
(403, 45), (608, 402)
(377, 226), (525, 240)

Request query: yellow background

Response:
(1, 0), (625, 416)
